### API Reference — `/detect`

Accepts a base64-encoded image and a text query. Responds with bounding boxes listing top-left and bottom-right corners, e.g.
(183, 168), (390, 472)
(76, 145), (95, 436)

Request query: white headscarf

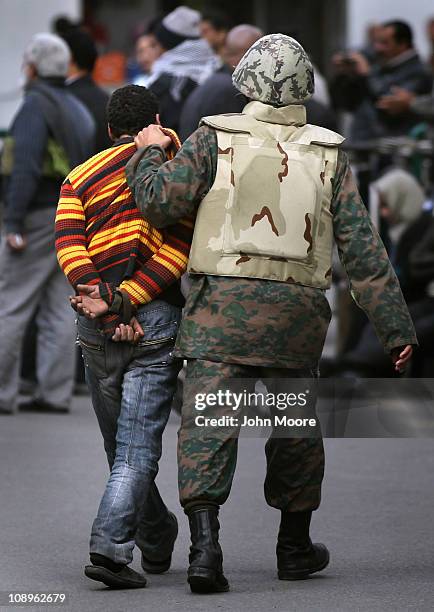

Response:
(146, 39), (219, 93)
(373, 168), (426, 243)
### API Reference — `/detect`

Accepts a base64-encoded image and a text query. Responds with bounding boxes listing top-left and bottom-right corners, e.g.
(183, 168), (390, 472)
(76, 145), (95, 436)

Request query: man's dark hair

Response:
(52, 15), (78, 36)
(201, 8), (233, 32)
(107, 85), (159, 138)
(383, 20), (414, 48)
(62, 29), (98, 72)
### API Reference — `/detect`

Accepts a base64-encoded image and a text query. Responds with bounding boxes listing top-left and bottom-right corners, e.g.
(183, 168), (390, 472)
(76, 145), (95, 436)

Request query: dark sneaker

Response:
(278, 543), (330, 580)
(18, 399), (69, 414)
(84, 564), (147, 589)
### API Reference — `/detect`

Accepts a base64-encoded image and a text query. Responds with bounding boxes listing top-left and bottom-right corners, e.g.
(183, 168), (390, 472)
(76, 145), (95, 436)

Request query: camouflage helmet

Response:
(232, 33), (315, 106)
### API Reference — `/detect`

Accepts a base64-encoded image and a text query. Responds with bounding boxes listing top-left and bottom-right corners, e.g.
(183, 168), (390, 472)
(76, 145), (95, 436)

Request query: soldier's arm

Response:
(331, 151), (418, 353)
(125, 126), (217, 228)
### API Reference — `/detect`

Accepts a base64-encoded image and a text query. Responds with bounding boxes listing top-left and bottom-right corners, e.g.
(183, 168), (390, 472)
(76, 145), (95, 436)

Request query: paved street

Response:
(0, 395), (433, 612)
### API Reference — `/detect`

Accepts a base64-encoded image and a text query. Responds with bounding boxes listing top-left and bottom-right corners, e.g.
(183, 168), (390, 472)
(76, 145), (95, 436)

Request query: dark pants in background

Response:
(0, 207), (76, 412)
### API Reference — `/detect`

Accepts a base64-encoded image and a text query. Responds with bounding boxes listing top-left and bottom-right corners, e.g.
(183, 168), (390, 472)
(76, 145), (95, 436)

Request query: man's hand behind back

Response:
(112, 318), (144, 344)
(6, 233), (27, 253)
(70, 284), (108, 318)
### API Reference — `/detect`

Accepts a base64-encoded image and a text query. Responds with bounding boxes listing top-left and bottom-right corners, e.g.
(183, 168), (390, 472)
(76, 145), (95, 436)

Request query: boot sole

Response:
(188, 568), (230, 593)
(278, 550), (330, 581)
(84, 565), (147, 589)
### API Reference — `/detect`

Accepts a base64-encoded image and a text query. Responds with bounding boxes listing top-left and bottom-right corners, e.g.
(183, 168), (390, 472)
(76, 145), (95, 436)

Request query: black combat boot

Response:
(277, 511), (329, 580)
(186, 505), (229, 594)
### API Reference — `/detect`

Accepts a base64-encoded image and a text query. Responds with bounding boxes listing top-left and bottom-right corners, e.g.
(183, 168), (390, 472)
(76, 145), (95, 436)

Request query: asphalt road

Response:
(0, 396), (433, 612)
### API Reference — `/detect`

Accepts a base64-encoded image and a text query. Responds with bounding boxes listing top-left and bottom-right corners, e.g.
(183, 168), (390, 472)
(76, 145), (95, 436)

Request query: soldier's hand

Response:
(391, 345), (413, 373)
(134, 125), (172, 150)
(6, 233), (27, 252)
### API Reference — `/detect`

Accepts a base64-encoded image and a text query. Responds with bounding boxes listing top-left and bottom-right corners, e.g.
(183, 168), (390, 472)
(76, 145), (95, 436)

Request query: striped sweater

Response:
(55, 134), (193, 314)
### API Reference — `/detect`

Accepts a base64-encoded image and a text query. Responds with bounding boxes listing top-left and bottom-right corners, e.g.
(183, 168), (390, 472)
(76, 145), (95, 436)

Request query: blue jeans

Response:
(77, 300), (182, 565)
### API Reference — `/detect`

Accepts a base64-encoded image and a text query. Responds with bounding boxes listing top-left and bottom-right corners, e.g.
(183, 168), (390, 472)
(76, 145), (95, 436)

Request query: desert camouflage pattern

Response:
(232, 34), (315, 106)
(178, 358), (324, 511)
(188, 102), (344, 288)
(126, 125), (417, 369)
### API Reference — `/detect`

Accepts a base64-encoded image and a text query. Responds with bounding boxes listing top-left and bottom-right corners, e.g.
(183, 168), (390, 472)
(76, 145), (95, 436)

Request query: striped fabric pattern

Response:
(55, 132), (193, 307)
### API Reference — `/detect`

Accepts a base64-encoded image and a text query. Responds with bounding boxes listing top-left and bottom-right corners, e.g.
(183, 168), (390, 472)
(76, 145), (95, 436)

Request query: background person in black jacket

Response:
(331, 20), (432, 142)
(62, 28), (111, 153)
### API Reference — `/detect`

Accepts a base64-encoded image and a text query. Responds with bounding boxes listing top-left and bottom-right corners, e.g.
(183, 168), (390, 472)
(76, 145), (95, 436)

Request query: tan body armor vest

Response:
(188, 102), (344, 289)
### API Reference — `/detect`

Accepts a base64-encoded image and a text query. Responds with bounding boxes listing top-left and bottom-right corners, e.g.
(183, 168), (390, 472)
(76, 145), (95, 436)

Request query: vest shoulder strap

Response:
(201, 113), (257, 134)
(291, 124), (345, 147)
(201, 114), (345, 147)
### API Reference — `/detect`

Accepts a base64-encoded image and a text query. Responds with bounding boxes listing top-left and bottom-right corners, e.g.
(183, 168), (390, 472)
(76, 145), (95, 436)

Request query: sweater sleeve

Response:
(119, 216), (194, 305)
(125, 126), (218, 228)
(55, 178), (101, 288)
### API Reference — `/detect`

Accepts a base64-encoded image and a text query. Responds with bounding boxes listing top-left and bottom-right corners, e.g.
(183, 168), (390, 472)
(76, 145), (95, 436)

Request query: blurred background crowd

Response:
(1, 0), (434, 416)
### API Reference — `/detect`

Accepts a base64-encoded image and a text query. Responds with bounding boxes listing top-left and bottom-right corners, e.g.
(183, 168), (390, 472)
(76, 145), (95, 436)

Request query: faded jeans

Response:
(77, 300), (182, 565)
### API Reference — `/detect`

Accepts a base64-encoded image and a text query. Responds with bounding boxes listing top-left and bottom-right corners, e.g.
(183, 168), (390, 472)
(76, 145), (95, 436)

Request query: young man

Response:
(55, 85), (192, 588)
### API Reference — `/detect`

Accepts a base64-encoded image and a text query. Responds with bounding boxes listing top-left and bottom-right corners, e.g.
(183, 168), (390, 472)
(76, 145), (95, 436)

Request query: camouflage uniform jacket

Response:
(125, 126), (417, 368)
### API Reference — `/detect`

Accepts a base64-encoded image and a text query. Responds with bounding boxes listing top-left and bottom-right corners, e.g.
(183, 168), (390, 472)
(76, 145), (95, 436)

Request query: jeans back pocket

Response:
(135, 303), (181, 350)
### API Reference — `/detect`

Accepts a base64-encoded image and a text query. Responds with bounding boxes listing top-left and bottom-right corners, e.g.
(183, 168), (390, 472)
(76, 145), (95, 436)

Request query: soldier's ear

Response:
(156, 114), (162, 126)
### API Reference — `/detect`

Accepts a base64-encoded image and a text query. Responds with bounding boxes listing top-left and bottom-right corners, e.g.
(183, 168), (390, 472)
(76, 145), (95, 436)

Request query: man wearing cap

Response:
(0, 33), (95, 415)
(146, 5), (219, 132)
(125, 35), (417, 593)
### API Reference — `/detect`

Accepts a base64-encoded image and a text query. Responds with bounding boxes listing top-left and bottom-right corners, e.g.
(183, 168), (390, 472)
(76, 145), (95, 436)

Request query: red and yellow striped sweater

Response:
(55, 134), (193, 311)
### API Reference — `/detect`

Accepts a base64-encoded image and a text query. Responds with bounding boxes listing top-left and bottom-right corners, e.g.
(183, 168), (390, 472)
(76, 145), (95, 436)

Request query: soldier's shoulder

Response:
(200, 113), (249, 134)
(184, 124), (218, 148)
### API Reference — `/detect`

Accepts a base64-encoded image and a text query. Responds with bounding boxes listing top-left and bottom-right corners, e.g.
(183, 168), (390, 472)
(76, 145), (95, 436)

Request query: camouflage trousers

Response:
(178, 359), (324, 513)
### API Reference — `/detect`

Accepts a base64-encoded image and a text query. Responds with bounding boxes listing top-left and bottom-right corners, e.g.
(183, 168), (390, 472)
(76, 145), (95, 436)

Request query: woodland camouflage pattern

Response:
(126, 125), (417, 369)
(126, 111), (417, 509)
(232, 34), (315, 106)
(177, 359), (324, 511)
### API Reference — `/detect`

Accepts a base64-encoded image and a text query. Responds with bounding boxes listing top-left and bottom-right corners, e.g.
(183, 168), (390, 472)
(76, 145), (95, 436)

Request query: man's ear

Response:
(107, 124), (114, 141)
(24, 63), (37, 82)
(68, 60), (78, 78)
(156, 114), (162, 126)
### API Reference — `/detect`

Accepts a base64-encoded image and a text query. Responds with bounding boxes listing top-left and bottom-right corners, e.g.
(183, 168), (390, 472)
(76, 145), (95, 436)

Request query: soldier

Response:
(125, 34), (417, 593)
